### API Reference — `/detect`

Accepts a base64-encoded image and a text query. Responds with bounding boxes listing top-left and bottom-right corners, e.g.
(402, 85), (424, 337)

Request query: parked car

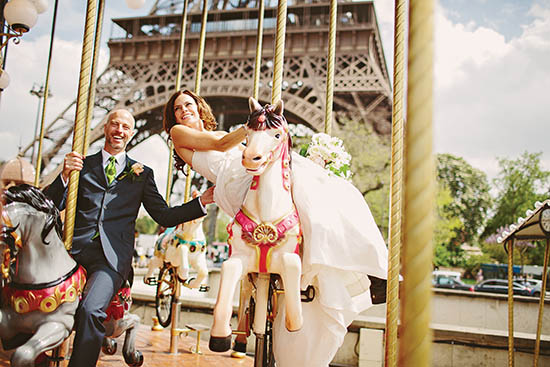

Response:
(433, 275), (474, 292)
(474, 279), (532, 296)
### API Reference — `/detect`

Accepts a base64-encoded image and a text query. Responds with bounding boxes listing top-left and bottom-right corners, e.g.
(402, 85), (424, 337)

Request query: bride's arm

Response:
(170, 125), (247, 152)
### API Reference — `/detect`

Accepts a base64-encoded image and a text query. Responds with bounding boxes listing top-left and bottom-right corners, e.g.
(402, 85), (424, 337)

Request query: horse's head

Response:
(0, 184), (63, 280)
(242, 97), (291, 178)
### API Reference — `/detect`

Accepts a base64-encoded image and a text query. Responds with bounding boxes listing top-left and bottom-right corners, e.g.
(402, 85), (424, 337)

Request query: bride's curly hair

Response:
(163, 90), (217, 171)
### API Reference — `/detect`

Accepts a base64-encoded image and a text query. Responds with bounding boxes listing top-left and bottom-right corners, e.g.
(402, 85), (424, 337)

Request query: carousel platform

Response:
(0, 324), (254, 366)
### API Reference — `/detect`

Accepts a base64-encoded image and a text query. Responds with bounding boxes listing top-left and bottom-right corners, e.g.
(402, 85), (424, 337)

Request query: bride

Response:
(164, 89), (389, 367)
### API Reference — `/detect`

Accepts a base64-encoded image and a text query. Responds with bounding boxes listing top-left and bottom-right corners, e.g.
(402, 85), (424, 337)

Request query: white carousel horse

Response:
(209, 98), (303, 352)
(144, 215), (208, 290)
(0, 184), (142, 367)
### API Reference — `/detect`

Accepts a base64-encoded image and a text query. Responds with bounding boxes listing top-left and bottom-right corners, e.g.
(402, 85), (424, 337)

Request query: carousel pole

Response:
(534, 238), (550, 367)
(507, 239), (515, 367)
(82, 0), (106, 156)
(322, 0), (337, 135)
(271, 0), (287, 104)
(34, 0), (59, 187)
(398, 0), (434, 366)
(252, 0), (265, 100)
(63, 0), (98, 250)
(168, 0), (191, 354)
(385, 0), (407, 365)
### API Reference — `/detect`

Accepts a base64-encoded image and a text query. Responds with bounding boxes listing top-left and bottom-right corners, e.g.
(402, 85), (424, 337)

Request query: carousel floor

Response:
(0, 324), (254, 366)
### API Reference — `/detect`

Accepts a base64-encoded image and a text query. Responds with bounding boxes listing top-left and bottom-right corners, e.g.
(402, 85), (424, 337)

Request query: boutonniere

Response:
(118, 162), (144, 182)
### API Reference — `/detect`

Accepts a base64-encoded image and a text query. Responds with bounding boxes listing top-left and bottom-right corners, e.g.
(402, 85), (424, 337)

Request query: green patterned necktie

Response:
(105, 156), (117, 184)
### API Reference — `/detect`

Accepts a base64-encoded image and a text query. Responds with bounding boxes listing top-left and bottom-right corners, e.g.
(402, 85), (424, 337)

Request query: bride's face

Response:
(174, 93), (203, 130)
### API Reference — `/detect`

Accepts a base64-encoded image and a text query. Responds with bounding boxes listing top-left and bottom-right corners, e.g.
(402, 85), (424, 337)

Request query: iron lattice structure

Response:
(22, 0), (391, 184)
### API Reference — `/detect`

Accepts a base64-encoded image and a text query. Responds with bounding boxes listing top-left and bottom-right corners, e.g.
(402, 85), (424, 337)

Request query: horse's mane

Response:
(4, 184), (63, 244)
(246, 104), (293, 166)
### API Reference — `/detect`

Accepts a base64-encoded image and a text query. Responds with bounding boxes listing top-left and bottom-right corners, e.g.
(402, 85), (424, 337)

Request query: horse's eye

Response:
(275, 133), (281, 139)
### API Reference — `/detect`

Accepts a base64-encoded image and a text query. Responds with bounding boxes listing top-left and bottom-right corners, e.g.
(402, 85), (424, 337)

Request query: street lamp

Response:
(30, 83), (52, 164)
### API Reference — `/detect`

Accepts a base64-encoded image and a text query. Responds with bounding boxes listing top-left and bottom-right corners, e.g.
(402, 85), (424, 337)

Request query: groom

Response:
(44, 109), (213, 367)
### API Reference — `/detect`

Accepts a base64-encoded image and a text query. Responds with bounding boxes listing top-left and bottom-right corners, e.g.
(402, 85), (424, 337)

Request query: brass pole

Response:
(533, 238), (549, 367)
(165, 0), (189, 203)
(169, 0), (191, 354)
(323, 0), (337, 135)
(252, 0), (265, 100)
(83, 0), (106, 156)
(63, 0), (98, 250)
(398, 0), (434, 366)
(34, 0), (59, 186)
(271, 0), (287, 104)
(507, 239), (515, 367)
(386, 0), (407, 365)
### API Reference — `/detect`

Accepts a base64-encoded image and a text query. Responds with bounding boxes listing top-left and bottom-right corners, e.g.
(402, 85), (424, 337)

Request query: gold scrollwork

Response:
(14, 297), (30, 314)
(40, 296), (58, 313)
(253, 223), (278, 243)
(65, 285), (78, 303)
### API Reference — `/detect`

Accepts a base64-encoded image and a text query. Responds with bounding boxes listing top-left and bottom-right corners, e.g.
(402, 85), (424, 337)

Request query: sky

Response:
(1, 0), (550, 195)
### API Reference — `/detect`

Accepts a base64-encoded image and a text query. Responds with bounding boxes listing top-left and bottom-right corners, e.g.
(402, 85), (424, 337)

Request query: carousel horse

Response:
(209, 98), (303, 352)
(143, 214), (208, 290)
(0, 184), (142, 367)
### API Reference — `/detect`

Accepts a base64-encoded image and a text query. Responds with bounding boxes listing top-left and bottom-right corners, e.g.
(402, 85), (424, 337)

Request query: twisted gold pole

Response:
(252, 0), (265, 100)
(507, 239), (515, 367)
(83, 0), (105, 156)
(271, 0), (287, 104)
(323, 0), (337, 135)
(166, 0), (189, 203)
(398, 0), (434, 365)
(34, 0), (59, 186)
(169, 0), (192, 354)
(386, 0), (407, 365)
(63, 0), (97, 250)
(534, 238), (550, 367)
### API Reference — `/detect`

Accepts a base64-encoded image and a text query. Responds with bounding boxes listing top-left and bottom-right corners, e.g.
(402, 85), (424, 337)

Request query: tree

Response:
(135, 215), (159, 234)
(482, 151), (550, 239)
(433, 184), (464, 267)
(436, 154), (492, 247)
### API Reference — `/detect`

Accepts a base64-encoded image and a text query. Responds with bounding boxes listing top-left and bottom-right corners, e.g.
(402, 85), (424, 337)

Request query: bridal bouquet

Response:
(299, 133), (352, 180)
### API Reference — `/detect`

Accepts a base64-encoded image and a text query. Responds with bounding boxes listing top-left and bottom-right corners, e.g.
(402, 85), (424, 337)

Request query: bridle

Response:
(1, 208), (22, 280)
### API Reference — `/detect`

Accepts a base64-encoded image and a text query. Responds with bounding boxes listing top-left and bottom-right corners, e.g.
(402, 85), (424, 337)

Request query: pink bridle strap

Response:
(249, 135), (291, 192)
(233, 207), (301, 273)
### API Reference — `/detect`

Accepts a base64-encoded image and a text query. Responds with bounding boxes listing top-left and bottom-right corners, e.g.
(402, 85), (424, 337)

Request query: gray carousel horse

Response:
(0, 184), (142, 367)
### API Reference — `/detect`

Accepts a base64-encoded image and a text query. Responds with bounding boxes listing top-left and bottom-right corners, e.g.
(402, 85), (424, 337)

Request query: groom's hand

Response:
(199, 186), (215, 206)
(62, 151), (85, 182)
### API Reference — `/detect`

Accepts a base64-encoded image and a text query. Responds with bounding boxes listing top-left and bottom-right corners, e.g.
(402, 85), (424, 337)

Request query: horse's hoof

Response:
(124, 350), (144, 367)
(209, 335), (232, 352)
(102, 338), (117, 355)
(233, 340), (247, 353)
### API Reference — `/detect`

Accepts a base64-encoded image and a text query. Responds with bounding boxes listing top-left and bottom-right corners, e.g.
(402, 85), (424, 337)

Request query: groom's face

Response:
(103, 110), (135, 154)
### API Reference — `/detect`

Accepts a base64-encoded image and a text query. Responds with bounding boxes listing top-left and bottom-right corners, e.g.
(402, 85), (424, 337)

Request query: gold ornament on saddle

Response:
(252, 222), (278, 243)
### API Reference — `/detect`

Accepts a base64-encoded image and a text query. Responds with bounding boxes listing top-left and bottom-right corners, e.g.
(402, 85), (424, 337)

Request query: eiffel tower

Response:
(20, 0), (391, 184)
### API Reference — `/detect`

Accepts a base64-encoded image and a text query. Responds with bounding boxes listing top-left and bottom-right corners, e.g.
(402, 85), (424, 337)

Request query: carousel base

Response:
(0, 324), (254, 367)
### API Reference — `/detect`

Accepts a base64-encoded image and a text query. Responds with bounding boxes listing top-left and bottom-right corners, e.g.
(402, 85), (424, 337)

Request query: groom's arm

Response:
(141, 167), (213, 227)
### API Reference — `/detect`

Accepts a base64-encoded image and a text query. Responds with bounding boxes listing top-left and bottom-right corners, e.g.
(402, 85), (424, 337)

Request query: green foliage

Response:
(135, 215), (159, 234)
(433, 184), (465, 267)
(215, 211), (231, 243)
(482, 151), (550, 239)
(436, 153), (492, 245)
(462, 253), (493, 280)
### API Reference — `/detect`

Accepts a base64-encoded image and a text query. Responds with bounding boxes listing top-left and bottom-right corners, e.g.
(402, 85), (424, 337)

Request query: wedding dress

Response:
(192, 147), (389, 366)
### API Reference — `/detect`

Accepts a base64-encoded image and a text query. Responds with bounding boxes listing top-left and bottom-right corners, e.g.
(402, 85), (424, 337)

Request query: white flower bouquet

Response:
(299, 133), (352, 180)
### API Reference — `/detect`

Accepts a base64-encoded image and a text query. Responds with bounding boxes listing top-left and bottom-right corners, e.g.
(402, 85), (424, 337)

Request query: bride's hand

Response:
(199, 186), (215, 206)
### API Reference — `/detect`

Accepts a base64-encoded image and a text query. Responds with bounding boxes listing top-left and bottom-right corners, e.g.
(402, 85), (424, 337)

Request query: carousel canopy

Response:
(0, 156), (35, 187)
(498, 200), (550, 243)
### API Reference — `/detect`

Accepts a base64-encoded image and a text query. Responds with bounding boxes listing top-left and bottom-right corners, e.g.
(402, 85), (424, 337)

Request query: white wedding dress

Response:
(193, 147), (389, 367)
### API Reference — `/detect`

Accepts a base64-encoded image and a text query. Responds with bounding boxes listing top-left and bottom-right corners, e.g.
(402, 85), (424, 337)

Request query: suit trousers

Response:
(68, 241), (124, 367)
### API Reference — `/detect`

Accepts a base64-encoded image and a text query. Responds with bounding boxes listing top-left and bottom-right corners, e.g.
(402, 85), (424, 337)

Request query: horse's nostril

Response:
(253, 156), (262, 161)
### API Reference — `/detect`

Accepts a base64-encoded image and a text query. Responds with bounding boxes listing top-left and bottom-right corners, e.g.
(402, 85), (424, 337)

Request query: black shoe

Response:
(209, 335), (232, 352)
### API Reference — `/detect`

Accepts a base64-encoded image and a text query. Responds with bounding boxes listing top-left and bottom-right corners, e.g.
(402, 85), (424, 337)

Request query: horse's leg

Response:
(278, 252), (303, 332)
(232, 278), (253, 354)
(144, 256), (162, 284)
(122, 313), (143, 367)
(11, 322), (68, 367)
(186, 253), (207, 289)
(209, 257), (244, 352)
(176, 246), (189, 282)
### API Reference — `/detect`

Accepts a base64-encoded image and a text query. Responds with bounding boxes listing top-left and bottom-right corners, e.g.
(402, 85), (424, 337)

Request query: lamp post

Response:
(30, 83), (52, 165)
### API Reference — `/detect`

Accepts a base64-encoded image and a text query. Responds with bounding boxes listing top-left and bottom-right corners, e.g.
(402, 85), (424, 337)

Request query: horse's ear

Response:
(273, 99), (284, 115)
(249, 97), (262, 113)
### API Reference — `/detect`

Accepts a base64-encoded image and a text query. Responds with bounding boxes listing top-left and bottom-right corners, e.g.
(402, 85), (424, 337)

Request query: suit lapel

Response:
(87, 152), (108, 187)
(113, 155), (137, 187)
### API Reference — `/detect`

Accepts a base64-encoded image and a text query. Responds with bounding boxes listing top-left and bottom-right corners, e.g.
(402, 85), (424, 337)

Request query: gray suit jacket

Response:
(44, 151), (205, 279)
